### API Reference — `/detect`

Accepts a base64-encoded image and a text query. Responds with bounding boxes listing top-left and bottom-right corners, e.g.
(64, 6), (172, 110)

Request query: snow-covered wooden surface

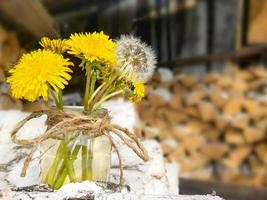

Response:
(0, 98), (224, 199)
(2, 182), (223, 200)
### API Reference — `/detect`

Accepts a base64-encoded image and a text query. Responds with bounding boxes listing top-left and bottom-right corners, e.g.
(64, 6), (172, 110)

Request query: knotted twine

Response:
(10, 108), (149, 185)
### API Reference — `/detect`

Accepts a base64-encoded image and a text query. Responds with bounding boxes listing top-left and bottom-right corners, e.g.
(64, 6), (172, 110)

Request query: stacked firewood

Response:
(137, 65), (267, 187)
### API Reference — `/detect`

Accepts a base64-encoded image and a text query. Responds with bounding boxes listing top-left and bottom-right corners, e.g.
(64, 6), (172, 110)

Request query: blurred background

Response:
(1, 0), (267, 199)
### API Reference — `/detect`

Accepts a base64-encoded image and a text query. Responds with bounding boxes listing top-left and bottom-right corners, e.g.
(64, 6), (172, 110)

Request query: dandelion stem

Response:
(89, 71), (97, 99)
(62, 140), (77, 182)
(57, 90), (64, 109)
(87, 138), (94, 180)
(87, 83), (104, 107)
(44, 87), (65, 187)
(93, 90), (123, 111)
(90, 75), (116, 109)
(48, 85), (59, 107)
(84, 62), (92, 111)
(43, 141), (65, 186)
(86, 71), (97, 110)
(81, 145), (88, 180)
(53, 145), (81, 189)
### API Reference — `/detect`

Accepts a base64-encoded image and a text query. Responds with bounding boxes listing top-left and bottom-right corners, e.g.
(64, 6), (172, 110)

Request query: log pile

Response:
(137, 66), (267, 187)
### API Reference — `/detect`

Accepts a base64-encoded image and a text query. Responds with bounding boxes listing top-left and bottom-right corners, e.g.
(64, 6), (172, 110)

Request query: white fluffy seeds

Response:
(116, 35), (156, 83)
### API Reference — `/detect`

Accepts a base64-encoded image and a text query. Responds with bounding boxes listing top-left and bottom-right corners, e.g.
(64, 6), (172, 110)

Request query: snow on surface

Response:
(0, 110), (41, 188)
(151, 87), (172, 101)
(102, 97), (140, 132)
(11, 181), (224, 200)
(158, 68), (174, 82)
(16, 114), (47, 140)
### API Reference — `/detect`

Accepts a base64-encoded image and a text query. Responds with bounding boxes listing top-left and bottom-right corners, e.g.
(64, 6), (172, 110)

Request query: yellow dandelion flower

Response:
(7, 49), (73, 102)
(129, 82), (145, 103)
(66, 31), (116, 65)
(39, 37), (68, 53)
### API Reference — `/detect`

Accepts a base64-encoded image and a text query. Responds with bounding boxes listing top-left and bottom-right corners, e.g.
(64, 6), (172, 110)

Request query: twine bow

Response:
(10, 108), (149, 185)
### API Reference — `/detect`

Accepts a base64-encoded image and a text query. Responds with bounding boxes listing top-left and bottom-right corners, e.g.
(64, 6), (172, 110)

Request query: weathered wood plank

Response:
(180, 178), (267, 200)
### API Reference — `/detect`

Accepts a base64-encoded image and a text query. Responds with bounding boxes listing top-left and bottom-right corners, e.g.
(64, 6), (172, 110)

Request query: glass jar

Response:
(40, 106), (112, 189)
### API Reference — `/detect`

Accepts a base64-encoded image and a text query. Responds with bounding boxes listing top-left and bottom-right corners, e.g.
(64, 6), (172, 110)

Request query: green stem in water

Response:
(53, 145), (81, 189)
(43, 141), (65, 186)
(82, 146), (88, 180)
(44, 87), (65, 187)
(93, 90), (123, 111)
(87, 138), (94, 180)
(62, 140), (77, 182)
(84, 63), (92, 111)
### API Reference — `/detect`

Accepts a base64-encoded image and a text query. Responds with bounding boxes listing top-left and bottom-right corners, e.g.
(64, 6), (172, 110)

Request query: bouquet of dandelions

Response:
(7, 32), (156, 189)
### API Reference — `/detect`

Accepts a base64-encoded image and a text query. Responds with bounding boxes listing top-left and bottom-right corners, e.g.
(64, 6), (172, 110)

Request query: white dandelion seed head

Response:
(116, 35), (156, 83)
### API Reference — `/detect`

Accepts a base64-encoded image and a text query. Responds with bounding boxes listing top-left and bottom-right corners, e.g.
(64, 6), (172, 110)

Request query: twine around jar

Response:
(10, 108), (149, 185)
